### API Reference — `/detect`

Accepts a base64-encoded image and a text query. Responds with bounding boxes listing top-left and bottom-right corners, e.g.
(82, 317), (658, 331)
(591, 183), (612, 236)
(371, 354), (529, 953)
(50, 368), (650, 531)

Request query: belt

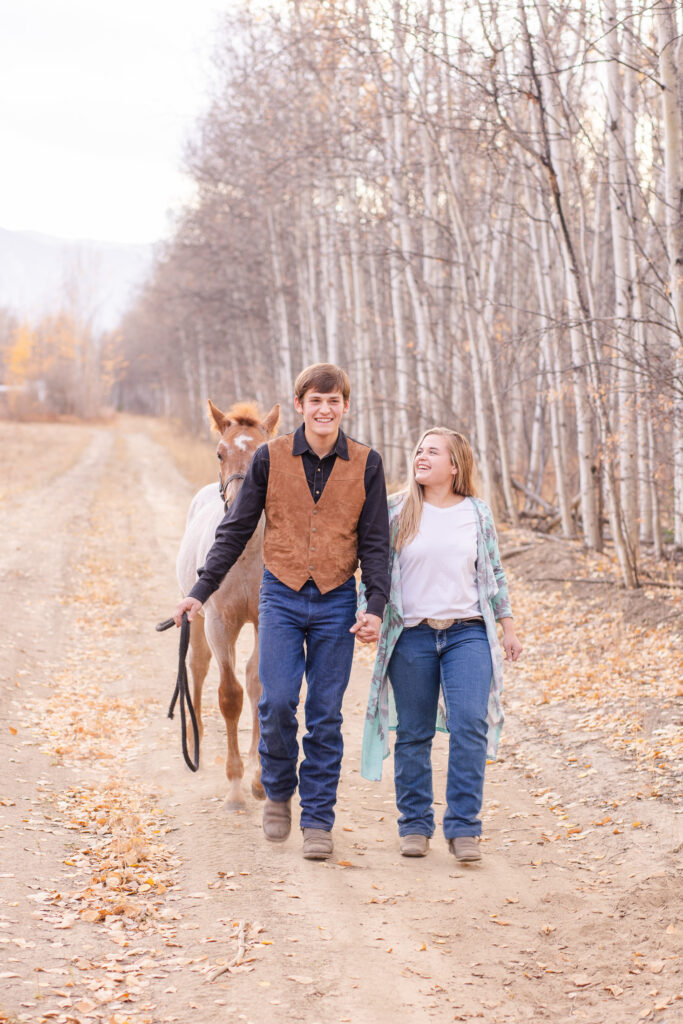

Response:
(419, 616), (485, 630)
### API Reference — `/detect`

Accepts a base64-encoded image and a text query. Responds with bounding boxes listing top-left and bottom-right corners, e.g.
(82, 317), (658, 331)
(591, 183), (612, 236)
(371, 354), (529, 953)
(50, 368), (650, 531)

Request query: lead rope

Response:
(155, 613), (200, 772)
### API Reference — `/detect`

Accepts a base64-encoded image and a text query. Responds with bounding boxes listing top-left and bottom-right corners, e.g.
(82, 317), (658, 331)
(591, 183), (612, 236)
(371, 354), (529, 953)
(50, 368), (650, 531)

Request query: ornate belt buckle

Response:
(426, 617), (456, 630)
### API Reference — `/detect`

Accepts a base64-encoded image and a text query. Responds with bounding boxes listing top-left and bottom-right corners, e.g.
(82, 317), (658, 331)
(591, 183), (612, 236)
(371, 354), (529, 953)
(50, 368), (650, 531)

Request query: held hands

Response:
(173, 597), (203, 627)
(350, 611), (382, 645)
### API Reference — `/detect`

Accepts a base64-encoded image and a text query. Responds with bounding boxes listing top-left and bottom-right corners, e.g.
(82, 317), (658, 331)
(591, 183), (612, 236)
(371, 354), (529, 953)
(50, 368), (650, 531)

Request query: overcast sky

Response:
(0, 0), (229, 245)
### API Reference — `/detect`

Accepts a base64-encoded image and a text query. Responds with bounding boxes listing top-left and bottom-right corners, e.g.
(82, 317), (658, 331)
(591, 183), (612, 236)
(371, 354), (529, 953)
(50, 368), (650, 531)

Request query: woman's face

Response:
(414, 433), (456, 489)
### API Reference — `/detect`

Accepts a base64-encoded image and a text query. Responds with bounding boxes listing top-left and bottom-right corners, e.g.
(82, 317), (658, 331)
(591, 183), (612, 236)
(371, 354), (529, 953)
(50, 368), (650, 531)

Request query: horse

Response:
(176, 399), (280, 809)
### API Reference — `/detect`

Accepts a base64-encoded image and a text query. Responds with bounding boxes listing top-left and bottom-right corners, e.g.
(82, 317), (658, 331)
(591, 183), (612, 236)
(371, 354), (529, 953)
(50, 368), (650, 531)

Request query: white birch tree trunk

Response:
(266, 207), (294, 397)
(604, 0), (638, 560)
(655, 0), (683, 546)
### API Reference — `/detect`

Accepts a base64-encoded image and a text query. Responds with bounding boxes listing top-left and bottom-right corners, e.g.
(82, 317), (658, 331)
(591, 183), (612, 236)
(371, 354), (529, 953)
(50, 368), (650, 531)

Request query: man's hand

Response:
(350, 611), (382, 644)
(173, 597), (203, 627)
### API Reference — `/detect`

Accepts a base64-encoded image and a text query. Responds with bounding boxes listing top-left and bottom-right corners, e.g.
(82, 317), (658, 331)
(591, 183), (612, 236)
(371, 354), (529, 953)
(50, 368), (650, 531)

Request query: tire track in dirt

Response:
(1, 418), (680, 1024)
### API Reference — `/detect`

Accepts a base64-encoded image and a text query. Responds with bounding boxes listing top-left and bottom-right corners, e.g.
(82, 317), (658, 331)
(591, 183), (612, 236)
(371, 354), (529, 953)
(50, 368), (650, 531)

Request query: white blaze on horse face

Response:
(234, 433), (252, 452)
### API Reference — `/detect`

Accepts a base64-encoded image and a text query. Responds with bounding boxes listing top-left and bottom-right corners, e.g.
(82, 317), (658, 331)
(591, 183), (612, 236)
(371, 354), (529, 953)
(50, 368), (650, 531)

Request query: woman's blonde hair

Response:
(395, 427), (477, 551)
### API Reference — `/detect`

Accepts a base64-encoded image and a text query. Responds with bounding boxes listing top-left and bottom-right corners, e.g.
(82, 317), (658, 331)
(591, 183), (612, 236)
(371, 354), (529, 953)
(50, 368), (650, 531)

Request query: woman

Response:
(360, 428), (521, 861)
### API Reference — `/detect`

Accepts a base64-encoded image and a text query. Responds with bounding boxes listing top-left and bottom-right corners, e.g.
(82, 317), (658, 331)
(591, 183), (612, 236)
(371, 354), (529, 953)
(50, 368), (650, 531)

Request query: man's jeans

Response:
(257, 569), (357, 830)
(387, 620), (492, 839)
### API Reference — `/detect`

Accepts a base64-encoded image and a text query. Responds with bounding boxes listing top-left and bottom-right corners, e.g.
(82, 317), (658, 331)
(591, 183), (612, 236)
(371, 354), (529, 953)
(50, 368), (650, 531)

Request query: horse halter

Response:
(218, 471), (246, 511)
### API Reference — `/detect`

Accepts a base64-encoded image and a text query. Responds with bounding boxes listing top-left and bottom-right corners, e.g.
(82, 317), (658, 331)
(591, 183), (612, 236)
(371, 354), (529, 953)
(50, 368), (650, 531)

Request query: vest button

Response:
(309, 565), (314, 571)
(312, 527), (317, 533)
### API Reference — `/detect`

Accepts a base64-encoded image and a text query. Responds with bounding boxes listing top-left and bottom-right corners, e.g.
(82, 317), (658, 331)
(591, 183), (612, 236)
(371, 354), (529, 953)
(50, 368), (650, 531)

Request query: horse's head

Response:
(207, 399), (280, 509)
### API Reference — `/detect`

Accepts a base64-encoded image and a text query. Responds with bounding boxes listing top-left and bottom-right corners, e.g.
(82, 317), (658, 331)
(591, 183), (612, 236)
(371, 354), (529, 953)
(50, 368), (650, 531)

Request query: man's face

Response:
(294, 389), (349, 446)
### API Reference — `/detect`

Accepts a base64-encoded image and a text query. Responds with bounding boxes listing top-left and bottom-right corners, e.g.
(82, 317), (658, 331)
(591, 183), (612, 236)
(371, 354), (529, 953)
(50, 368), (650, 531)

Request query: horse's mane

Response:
(225, 402), (262, 427)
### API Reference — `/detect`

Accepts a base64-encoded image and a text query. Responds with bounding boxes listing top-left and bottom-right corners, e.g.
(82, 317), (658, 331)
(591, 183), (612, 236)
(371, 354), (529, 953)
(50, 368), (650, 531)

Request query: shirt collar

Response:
(292, 423), (349, 461)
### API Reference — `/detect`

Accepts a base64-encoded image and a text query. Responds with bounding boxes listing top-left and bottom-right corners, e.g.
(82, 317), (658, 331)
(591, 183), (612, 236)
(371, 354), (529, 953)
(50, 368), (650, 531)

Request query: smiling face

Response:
(413, 433), (456, 490)
(294, 389), (349, 448)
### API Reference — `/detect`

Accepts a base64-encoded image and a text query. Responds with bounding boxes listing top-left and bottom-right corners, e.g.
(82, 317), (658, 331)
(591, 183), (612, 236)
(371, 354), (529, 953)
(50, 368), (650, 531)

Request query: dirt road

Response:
(0, 418), (680, 1024)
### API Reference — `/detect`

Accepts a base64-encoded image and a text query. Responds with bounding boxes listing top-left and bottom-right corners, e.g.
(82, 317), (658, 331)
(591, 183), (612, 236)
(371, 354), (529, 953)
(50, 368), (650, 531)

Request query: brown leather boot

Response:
(448, 836), (481, 862)
(302, 828), (334, 860)
(400, 834), (429, 857)
(262, 798), (292, 842)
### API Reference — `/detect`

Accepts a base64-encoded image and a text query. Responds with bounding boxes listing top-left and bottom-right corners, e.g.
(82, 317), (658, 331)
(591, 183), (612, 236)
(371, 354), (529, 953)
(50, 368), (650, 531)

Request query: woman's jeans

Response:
(387, 620), (492, 839)
(257, 569), (357, 831)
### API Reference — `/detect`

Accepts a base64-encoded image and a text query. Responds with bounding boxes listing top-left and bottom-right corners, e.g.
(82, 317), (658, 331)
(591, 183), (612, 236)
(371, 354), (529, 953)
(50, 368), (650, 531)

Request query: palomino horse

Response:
(176, 399), (280, 809)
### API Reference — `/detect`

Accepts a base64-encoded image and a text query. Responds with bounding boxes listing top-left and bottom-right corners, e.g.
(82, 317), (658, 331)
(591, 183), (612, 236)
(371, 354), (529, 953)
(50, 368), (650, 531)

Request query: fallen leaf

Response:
(54, 913), (77, 929)
(81, 908), (104, 923)
(648, 961), (664, 974)
(8, 727), (17, 735)
(75, 999), (97, 1012)
(572, 974), (591, 987)
(604, 984), (624, 997)
(288, 975), (313, 985)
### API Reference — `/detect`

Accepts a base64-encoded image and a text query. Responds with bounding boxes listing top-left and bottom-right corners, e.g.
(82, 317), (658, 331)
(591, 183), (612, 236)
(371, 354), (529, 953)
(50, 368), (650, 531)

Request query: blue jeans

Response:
(387, 620), (492, 839)
(257, 569), (357, 830)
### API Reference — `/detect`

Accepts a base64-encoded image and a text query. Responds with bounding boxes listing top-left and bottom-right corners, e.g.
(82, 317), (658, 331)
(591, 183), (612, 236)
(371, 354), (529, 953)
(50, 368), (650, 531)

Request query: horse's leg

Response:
(245, 625), (264, 800)
(188, 614), (211, 763)
(206, 614), (245, 811)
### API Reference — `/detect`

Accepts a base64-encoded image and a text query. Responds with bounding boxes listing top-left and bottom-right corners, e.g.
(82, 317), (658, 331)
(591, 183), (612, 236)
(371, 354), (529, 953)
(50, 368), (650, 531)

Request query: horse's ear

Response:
(261, 403), (280, 437)
(207, 399), (230, 434)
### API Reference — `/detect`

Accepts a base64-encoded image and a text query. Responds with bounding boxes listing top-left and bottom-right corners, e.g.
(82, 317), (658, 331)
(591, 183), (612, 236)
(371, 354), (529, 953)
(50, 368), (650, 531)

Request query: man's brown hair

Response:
(294, 363), (351, 403)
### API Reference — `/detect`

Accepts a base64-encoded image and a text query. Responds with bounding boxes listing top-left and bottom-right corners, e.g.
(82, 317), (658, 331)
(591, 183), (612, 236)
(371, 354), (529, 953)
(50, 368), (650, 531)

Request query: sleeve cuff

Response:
(189, 580), (214, 605)
(366, 594), (387, 619)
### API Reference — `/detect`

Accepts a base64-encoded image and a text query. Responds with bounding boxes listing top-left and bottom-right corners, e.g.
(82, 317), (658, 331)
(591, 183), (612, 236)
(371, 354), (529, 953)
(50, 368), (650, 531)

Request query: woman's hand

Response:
(499, 618), (522, 662)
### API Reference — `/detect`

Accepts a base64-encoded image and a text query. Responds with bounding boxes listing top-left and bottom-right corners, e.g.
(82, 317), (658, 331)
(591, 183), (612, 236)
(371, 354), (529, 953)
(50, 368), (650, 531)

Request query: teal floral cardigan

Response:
(360, 493), (512, 781)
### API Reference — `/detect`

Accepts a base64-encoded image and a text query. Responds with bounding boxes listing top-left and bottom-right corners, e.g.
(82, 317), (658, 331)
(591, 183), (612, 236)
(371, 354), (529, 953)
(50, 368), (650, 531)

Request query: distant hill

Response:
(0, 227), (154, 333)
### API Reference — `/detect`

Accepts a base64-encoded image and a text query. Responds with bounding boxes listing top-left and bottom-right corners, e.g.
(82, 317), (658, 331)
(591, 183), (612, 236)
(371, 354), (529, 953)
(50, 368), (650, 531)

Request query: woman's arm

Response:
(497, 616), (523, 661)
(482, 505), (513, 620)
(481, 503), (522, 660)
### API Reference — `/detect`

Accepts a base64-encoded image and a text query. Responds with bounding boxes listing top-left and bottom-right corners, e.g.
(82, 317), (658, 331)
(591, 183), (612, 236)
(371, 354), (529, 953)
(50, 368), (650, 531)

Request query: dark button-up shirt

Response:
(190, 424), (390, 618)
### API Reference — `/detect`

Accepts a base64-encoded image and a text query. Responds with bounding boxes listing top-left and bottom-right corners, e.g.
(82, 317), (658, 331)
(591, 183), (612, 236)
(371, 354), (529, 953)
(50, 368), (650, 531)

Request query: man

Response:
(174, 363), (390, 859)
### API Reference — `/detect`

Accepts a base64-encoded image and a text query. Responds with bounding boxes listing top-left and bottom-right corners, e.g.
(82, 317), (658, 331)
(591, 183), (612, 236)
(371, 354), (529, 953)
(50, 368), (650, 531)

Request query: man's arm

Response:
(356, 450), (390, 620)
(188, 445), (270, 605)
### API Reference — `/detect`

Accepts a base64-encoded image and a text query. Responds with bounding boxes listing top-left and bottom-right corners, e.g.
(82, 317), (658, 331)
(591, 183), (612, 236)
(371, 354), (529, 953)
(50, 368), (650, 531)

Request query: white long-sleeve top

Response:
(398, 498), (480, 626)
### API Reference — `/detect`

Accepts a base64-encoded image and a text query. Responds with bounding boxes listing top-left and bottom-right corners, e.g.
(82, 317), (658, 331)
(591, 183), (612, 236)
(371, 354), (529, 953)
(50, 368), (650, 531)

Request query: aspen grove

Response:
(116, 0), (683, 585)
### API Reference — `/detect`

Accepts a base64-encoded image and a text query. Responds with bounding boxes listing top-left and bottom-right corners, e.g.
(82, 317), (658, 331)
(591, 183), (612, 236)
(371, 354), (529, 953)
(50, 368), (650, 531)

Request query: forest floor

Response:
(0, 416), (680, 1024)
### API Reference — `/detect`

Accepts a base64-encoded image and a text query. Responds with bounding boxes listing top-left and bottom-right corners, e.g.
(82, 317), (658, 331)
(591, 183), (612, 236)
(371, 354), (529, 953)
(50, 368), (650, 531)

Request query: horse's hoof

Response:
(224, 798), (246, 812)
(252, 782), (266, 800)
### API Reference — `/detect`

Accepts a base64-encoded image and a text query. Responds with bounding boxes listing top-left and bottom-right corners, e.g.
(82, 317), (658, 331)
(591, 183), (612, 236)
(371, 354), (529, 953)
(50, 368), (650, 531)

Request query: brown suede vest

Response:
(263, 433), (369, 593)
